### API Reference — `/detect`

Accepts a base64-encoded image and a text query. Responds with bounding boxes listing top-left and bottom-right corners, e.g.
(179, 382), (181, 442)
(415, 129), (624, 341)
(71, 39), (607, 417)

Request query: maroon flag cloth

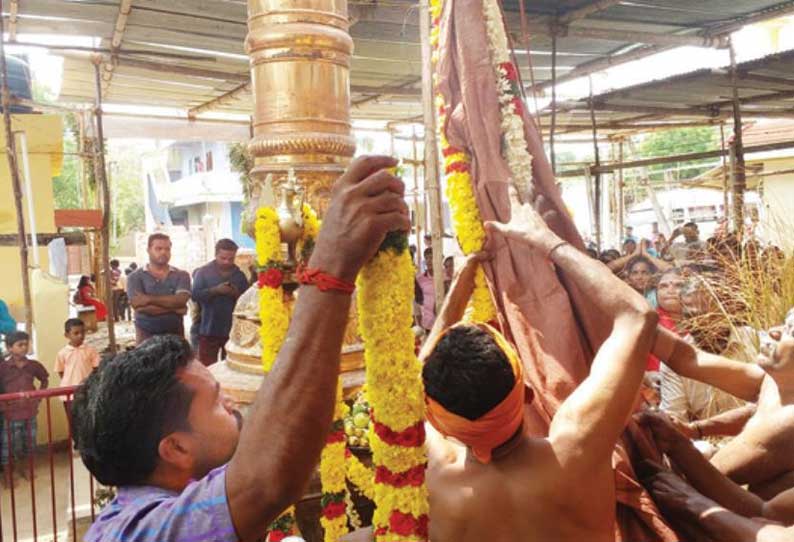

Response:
(435, 0), (677, 540)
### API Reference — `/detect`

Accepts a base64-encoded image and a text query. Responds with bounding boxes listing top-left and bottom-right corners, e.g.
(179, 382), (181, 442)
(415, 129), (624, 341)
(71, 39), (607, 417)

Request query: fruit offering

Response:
(344, 393), (372, 449)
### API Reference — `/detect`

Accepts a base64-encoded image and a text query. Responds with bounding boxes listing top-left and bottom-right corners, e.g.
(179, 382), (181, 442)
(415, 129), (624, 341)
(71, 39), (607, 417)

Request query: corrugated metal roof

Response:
(26, 0), (794, 122)
(541, 48), (794, 136)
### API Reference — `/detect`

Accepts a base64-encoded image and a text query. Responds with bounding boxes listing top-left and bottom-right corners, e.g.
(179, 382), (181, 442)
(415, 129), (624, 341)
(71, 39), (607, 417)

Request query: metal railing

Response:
(0, 385), (98, 542)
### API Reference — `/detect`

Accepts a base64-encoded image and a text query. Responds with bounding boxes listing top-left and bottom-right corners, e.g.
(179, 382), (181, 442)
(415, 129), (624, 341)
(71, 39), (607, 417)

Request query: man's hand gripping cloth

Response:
(434, 0), (677, 539)
(425, 323), (527, 464)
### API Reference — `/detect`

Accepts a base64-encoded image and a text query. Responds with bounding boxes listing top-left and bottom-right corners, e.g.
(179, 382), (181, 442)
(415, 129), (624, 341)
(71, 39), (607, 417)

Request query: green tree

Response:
(52, 119), (82, 209)
(108, 142), (145, 241)
(638, 126), (717, 182)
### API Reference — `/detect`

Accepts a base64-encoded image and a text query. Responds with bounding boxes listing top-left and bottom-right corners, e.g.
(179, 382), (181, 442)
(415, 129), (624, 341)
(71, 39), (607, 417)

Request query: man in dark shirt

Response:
(1, 331), (48, 485)
(127, 234), (192, 345)
(191, 239), (249, 365)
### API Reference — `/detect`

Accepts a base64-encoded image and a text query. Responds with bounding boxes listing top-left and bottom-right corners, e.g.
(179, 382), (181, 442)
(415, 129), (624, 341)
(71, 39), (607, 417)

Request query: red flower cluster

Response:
(389, 511), (429, 538)
(258, 268), (284, 289)
(512, 97), (524, 116)
(322, 500), (347, 520)
(375, 463), (426, 488)
(372, 418), (425, 447)
(500, 61), (518, 82)
(326, 430), (345, 444)
(442, 145), (465, 158)
(268, 529), (289, 542)
(444, 160), (470, 175)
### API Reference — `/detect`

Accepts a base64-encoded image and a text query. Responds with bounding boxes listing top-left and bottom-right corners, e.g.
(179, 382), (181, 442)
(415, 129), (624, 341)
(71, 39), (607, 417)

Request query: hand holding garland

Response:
(225, 156), (410, 542)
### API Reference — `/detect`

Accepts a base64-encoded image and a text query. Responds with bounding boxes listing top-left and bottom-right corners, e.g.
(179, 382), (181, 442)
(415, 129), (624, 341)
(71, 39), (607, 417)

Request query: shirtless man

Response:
(652, 322), (794, 499)
(418, 191), (659, 542)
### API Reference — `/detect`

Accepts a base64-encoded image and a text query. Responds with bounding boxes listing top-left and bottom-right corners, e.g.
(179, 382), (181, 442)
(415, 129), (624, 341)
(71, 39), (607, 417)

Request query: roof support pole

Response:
(8, 0), (18, 42)
(0, 0), (31, 333)
(92, 58), (117, 354)
(550, 30), (558, 174)
(419, 0), (445, 312)
(729, 39), (746, 238)
(719, 122), (730, 225)
(617, 138), (625, 244)
(588, 77), (602, 251)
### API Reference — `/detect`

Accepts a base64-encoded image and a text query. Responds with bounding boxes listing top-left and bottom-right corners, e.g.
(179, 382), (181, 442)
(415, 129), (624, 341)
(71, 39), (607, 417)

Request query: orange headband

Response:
(425, 323), (525, 464)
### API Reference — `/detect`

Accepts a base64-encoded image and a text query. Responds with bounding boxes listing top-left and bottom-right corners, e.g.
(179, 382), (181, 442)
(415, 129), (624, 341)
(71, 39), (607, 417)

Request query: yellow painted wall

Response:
(0, 114), (63, 318)
(0, 115), (69, 442)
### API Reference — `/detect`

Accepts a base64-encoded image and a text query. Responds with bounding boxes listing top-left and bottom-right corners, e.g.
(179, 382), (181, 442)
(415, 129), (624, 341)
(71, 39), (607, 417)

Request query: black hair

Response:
(78, 275), (91, 289)
(110, 259), (120, 268)
(424, 247), (433, 257)
(626, 255), (658, 275)
(215, 238), (239, 253)
(5, 331), (29, 348)
(422, 325), (515, 420)
(71, 335), (196, 486)
(129, 263), (138, 270)
(147, 233), (171, 248)
(64, 318), (85, 334)
(683, 222), (698, 229)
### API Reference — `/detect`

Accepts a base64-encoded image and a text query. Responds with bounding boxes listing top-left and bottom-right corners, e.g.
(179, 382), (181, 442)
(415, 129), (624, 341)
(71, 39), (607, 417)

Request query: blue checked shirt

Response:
(85, 466), (238, 542)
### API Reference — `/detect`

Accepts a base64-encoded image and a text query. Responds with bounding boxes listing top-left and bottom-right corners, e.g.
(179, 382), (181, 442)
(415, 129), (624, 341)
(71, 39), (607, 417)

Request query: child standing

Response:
(0, 331), (49, 486)
(54, 319), (100, 429)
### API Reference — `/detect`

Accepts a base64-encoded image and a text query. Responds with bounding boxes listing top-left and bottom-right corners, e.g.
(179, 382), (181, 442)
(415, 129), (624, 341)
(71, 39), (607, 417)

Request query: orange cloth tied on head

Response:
(425, 323), (526, 464)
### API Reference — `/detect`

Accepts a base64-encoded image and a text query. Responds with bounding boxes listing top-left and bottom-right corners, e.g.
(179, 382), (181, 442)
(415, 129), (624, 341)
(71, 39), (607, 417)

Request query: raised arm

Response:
(225, 156), (410, 542)
(419, 253), (488, 362)
(485, 189), (657, 471)
(653, 327), (765, 402)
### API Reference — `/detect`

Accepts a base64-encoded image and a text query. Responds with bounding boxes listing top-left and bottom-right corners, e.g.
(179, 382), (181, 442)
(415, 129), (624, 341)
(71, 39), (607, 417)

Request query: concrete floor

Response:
(0, 448), (98, 542)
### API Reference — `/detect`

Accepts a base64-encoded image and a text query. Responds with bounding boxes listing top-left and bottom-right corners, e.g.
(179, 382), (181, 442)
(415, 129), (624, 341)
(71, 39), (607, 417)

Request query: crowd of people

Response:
(0, 155), (792, 541)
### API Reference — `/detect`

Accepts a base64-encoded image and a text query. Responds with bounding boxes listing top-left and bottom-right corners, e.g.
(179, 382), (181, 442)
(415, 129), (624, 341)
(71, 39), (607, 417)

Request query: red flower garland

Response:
(500, 61), (518, 81)
(445, 160), (470, 175)
(322, 501), (347, 520)
(372, 418), (425, 447)
(512, 96), (524, 116)
(326, 430), (345, 444)
(269, 530), (288, 542)
(389, 511), (430, 538)
(258, 268), (284, 289)
(375, 463), (427, 488)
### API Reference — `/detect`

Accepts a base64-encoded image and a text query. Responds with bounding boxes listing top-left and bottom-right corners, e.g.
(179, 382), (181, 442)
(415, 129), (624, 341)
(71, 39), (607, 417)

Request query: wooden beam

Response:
(559, 0), (622, 25)
(102, 0), (134, 92)
(187, 82), (250, 118)
(739, 72), (794, 88)
(419, 0), (445, 312)
(0, 232), (88, 246)
(92, 58), (117, 353)
(729, 40), (746, 238)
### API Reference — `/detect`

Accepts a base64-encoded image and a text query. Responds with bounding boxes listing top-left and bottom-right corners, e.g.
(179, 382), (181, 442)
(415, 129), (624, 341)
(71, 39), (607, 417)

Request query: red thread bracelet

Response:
(297, 266), (355, 294)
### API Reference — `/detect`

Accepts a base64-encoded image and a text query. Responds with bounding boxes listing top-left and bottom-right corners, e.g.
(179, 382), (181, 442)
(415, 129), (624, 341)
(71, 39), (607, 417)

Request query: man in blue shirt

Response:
(127, 234), (192, 345)
(71, 156), (410, 542)
(191, 239), (250, 366)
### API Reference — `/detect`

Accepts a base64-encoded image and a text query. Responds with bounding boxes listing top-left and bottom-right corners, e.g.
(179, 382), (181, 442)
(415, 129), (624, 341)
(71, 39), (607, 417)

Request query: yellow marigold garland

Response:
(319, 382), (350, 542)
(346, 452), (376, 501)
(357, 242), (430, 541)
(255, 207), (290, 373)
(432, 1), (497, 324)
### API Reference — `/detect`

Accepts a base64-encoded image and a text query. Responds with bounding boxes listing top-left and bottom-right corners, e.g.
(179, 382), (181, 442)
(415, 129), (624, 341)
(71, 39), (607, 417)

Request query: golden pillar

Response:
(246, 0), (356, 213)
